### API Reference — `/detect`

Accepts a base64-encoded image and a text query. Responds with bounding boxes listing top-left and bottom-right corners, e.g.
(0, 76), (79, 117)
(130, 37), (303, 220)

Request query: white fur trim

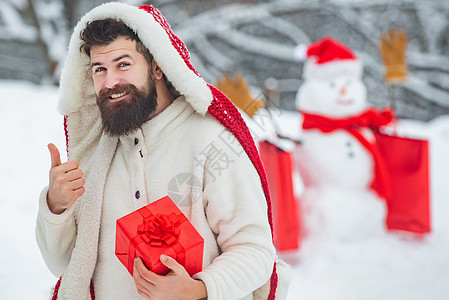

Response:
(303, 59), (362, 79)
(293, 44), (307, 62)
(58, 2), (212, 116)
(55, 6), (215, 294)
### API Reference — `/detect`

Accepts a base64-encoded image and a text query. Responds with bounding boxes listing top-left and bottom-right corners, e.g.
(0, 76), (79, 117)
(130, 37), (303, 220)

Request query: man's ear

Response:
(151, 59), (164, 80)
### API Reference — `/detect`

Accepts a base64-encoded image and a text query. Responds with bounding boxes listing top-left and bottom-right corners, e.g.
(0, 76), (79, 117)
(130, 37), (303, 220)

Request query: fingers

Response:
(133, 256), (196, 300)
(52, 173), (85, 198)
(48, 143), (61, 169)
(133, 273), (151, 299)
(236, 73), (245, 87)
(134, 280), (151, 299)
(134, 258), (158, 285)
(136, 288), (150, 299)
(48, 143), (81, 173)
(64, 168), (84, 182)
(47, 143), (84, 214)
(51, 162), (83, 189)
(397, 30), (407, 48)
(72, 186), (86, 201)
(134, 258), (158, 297)
(50, 161), (82, 193)
(159, 255), (183, 274)
(68, 178), (86, 193)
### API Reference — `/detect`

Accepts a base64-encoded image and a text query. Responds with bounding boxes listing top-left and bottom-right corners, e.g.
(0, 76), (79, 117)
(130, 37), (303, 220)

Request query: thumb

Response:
(160, 254), (183, 274)
(48, 143), (61, 168)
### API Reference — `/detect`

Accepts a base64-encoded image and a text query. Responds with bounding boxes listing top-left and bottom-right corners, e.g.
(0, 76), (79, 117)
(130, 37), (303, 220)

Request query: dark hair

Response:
(80, 19), (151, 61)
(80, 18), (180, 98)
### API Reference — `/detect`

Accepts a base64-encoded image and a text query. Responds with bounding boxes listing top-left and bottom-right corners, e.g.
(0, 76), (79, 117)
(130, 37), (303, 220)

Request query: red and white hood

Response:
(58, 2), (212, 117)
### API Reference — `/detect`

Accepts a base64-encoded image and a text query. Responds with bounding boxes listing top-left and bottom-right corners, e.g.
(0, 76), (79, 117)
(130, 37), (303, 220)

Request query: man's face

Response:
(90, 36), (157, 136)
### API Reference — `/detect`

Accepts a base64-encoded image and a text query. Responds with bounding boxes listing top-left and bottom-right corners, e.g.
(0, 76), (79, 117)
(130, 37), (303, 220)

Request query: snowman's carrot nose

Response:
(339, 86), (346, 95)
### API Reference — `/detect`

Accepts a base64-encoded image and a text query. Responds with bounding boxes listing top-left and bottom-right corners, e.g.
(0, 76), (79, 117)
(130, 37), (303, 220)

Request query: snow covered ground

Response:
(1, 80), (449, 299)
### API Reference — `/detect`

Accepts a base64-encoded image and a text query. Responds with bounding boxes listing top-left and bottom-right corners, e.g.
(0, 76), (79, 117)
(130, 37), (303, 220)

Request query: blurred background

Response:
(2, 0), (449, 119)
(2, 1), (449, 299)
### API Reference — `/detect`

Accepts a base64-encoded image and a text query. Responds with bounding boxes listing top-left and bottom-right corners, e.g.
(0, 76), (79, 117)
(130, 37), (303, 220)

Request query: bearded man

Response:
(36, 3), (289, 300)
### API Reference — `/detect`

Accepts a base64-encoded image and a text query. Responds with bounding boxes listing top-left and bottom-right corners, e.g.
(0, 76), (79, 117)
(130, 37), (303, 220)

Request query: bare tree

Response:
(0, 0), (68, 83)
(2, 0), (449, 120)
(26, 0), (69, 83)
(153, 0), (449, 120)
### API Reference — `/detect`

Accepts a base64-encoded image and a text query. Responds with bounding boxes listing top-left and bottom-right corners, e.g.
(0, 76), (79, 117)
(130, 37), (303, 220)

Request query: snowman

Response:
(293, 37), (391, 242)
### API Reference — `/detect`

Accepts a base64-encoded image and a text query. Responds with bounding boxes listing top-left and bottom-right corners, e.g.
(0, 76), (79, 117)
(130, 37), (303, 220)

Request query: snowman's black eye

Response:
(347, 79), (352, 85)
(329, 81), (336, 88)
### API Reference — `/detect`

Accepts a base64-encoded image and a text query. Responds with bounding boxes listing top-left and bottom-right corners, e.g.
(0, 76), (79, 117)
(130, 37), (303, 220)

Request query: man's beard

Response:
(96, 76), (157, 137)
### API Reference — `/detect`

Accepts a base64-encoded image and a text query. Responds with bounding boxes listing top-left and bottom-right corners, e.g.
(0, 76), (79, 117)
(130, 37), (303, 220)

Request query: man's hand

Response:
(133, 255), (207, 300)
(47, 143), (85, 214)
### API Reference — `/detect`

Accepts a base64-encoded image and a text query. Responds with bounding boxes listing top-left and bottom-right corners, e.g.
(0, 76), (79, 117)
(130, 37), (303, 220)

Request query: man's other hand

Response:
(133, 255), (207, 300)
(47, 143), (85, 214)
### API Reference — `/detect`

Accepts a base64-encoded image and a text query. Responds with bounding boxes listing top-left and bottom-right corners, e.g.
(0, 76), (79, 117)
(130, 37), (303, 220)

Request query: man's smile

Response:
(109, 91), (129, 102)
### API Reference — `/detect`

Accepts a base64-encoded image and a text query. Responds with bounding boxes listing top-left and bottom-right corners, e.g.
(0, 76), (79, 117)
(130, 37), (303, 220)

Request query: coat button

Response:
(135, 191), (140, 199)
(134, 138), (139, 145)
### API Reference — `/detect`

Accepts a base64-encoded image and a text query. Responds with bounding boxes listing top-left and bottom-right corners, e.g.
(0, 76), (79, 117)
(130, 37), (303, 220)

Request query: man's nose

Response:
(104, 70), (121, 89)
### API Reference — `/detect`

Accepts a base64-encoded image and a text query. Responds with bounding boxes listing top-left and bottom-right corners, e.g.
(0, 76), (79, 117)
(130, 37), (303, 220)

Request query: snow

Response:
(273, 111), (449, 299)
(1, 80), (449, 299)
(0, 81), (66, 299)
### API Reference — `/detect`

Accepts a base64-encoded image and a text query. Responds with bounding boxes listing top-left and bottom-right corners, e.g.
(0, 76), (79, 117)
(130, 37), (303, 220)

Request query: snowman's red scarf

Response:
(300, 107), (396, 200)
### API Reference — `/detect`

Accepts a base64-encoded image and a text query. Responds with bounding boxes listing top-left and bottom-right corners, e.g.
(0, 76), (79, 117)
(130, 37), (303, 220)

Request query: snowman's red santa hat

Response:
(293, 37), (362, 80)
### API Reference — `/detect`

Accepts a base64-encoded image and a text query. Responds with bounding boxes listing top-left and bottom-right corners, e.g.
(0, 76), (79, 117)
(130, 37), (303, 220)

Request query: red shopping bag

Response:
(374, 131), (431, 234)
(259, 140), (301, 251)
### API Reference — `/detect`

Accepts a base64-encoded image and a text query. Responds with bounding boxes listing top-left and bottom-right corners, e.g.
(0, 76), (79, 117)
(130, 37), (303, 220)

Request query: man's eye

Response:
(119, 62), (130, 68)
(94, 67), (106, 73)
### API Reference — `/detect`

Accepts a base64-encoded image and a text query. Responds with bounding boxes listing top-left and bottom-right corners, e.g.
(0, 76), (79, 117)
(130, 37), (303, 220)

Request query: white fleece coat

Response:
(36, 97), (276, 299)
(35, 3), (290, 299)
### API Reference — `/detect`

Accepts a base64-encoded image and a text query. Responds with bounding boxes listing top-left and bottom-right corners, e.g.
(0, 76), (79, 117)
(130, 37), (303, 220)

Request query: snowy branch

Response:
(217, 29), (295, 62)
(0, 1), (37, 41)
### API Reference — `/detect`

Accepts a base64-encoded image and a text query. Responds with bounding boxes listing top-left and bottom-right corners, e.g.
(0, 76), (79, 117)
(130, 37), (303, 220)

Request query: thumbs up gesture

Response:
(47, 143), (85, 214)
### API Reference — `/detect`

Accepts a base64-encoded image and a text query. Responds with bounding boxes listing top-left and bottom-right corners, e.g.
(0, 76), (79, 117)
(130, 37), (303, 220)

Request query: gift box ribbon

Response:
(127, 206), (187, 274)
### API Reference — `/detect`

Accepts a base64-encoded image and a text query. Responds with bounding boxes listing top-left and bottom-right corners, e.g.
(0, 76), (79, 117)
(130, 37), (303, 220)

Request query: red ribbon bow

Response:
(137, 213), (182, 247)
(127, 208), (187, 276)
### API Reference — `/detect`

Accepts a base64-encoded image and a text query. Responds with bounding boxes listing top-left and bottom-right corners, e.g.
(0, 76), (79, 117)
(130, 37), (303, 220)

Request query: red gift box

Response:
(115, 196), (204, 276)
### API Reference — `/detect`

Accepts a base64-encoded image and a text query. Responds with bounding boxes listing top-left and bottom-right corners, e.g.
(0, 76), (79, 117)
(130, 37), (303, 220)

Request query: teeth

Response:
(110, 92), (126, 99)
